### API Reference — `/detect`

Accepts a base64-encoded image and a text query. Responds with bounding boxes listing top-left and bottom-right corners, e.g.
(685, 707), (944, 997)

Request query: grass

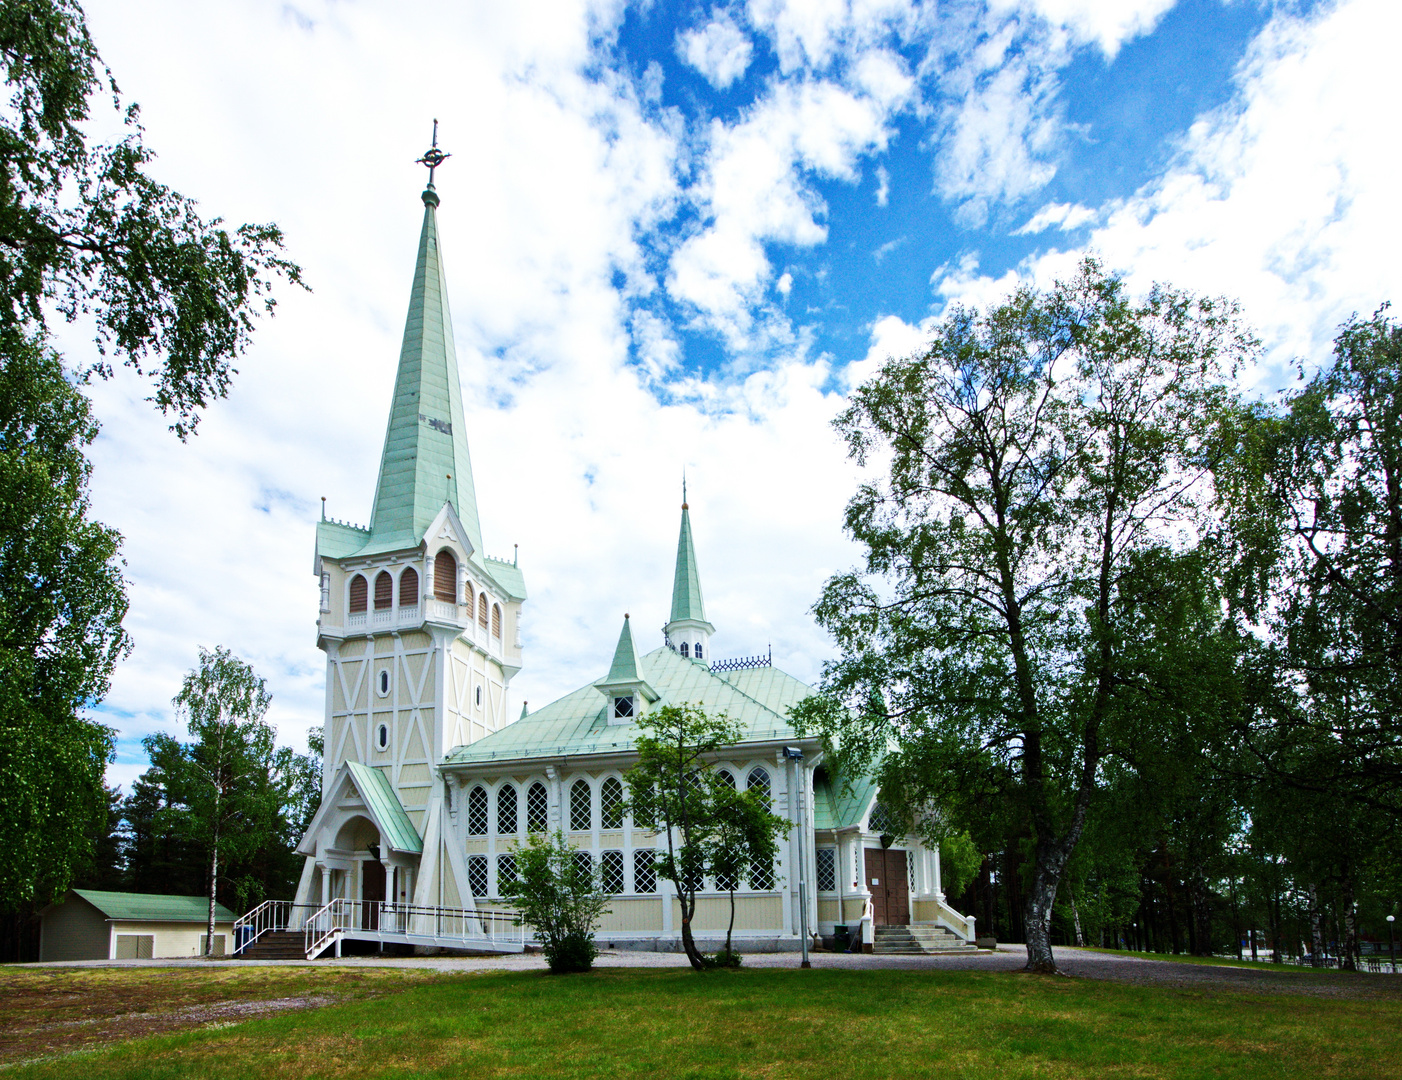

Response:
(4, 966), (1400, 1079)
(1072, 947), (1322, 971)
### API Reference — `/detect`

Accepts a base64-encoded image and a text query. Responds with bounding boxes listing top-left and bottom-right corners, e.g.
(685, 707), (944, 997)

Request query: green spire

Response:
(605, 614), (643, 683)
(669, 494), (706, 625)
(365, 183), (483, 556)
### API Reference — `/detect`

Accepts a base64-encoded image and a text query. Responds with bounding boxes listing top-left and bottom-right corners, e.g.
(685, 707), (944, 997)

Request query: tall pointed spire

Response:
(365, 127), (483, 555)
(665, 487), (715, 659)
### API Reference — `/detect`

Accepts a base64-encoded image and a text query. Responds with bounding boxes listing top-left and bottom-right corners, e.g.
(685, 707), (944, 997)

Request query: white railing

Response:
(932, 896), (976, 941)
(232, 900), (321, 954)
(425, 598), (460, 624)
(347, 613), (368, 630)
(302, 899), (525, 958)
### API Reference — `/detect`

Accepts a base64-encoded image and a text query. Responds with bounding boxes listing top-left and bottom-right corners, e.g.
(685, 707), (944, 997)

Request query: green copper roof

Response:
(364, 186), (483, 557)
(604, 615), (643, 683)
(71, 890), (234, 923)
(668, 502), (707, 625)
(446, 645), (810, 765)
(346, 762), (423, 854)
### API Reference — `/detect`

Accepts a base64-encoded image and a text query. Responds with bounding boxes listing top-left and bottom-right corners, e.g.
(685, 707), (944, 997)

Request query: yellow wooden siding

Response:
(597, 898), (665, 933)
(673, 895), (783, 931)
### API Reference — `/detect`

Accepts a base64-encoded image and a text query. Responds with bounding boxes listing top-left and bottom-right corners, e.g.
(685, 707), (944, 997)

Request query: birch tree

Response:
(796, 259), (1252, 973)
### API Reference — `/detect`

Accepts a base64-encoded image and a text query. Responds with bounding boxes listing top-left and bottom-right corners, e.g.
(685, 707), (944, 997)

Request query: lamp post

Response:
(1388, 915), (1396, 975)
(783, 746), (810, 970)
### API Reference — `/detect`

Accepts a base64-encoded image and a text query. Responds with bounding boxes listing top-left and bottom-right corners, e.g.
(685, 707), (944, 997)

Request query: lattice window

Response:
(633, 849), (656, 893)
(600, 849), (625, 894)
(467, 786), (489, 836)
(478, 593), (489, 627)
(746, 767), (771, 802)
(908, 849), (917, 897)
(399, 566), (418, 606)
(613, 695), (634, 720)
(869, 802), (893, 835)
(467, 854), (489, 898)
(527, 782), (549, 831)
(816, 847), (837, 892)
(374, 570), (393, 610)
(600, 777), (624, 828)
(492, 603), (502, 638)
(572, 850), (593, 881)
(716, 866), (736, 892)
(496, 853), (517, 895)
(497, 784), (517, 834)
(716, 768), (735, 788)
(570, 779), (592, 831)
(349, 574), (368, 613)
(750, 856), (775, 891)
(433, 550), (456, 602)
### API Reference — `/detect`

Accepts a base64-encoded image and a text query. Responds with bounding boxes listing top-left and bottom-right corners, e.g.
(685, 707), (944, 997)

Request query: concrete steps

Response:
(236, 930), (308, 960)
(872, 925), (981, 955)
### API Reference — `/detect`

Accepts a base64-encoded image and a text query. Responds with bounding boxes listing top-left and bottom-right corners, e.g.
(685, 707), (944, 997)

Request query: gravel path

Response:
(29, 946), (1402, 999)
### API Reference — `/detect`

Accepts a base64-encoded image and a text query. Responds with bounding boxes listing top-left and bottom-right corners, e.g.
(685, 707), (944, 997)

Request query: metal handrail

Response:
(232, 900), (321, 954)
(302, 899), (525, 958)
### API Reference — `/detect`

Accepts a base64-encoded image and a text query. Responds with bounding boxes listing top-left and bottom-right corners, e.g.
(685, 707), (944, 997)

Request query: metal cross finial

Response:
(416, 118), (451, 185)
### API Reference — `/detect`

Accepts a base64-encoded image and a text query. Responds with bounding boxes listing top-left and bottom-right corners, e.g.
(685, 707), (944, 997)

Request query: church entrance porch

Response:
(865, 848), (910, 927)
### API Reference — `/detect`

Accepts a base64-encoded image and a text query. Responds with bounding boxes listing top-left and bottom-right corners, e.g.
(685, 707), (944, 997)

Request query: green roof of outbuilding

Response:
(446, 645), (813, 765)
(347, 762), (423, 854)
(71, 890), (235, 923)
(669, 503), (707, 625)
(364, 186), (483, 557)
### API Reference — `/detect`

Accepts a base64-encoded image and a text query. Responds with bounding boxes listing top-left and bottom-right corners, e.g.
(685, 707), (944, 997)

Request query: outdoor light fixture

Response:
(1388, 914), (1396, 974)
(367, 843), (381, 862)
(782, 746), (804, 761)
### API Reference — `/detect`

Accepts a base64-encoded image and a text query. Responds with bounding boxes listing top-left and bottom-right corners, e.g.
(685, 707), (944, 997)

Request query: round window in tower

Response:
(377, 723), (389, 751)
(377, 669), (391, 697)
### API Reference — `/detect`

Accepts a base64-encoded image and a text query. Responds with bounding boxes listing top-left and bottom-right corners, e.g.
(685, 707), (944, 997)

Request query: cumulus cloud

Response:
(1009, 0), (1178, 57)
(677, 11), (754, 89)
(1015, 200), (1097, 234)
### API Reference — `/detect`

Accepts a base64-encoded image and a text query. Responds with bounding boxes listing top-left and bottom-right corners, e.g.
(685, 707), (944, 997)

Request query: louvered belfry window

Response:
(433, 550), (456, 602)
(349, 575), (368, 614)
(491, 603), (502, 638)
(374, 570), (393, 610)
(478, 593), (489, 627)
(399, 567), (418, 606)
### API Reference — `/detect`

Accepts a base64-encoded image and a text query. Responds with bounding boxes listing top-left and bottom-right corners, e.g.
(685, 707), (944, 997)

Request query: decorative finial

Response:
(416, 119), (451, 205)
(321, 496), (326, 521)
(625, 612), (630, 619)
(682, 470), (688, 510)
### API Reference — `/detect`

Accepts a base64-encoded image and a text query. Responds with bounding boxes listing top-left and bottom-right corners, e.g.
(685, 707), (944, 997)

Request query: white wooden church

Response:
(248, 146), (977, 958)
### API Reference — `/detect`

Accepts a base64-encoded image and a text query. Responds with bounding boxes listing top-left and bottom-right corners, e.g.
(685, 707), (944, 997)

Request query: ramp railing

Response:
(302, 899), (525, 958)
(232, 900), (320, 954)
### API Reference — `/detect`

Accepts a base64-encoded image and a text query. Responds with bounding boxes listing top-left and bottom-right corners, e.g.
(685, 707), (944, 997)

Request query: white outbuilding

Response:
(39, 890), (235, 961)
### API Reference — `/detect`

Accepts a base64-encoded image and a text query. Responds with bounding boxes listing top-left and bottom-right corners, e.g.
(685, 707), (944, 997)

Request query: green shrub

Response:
(502, 831), (611, 975)
(712, 949), (743, 969)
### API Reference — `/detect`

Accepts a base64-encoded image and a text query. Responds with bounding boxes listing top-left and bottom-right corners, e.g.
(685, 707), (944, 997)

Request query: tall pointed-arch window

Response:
(491, 603), (502, 639)
(526, 782), (549, 832)
(399, 567), (418, 607)
(570, 779), (592, 831)
(467, 785), (489, 836)
(374, 570), (393, 611)
(349, 574), (368, 614)
(478, 593), (489, 628)
(497, 783), (517, 834)
(433, 550), (456, 602)
(600, 777), (624, 829)
(694, 642), (703, 660)
(680, 642), (689, 658)
(746, 767), (771, 803)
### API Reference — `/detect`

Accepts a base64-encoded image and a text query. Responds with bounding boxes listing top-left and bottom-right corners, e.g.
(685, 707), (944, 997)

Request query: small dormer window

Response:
(680, 642), (689, 658)
(613, 695), (634, 720)
(694, 643), (703, 660)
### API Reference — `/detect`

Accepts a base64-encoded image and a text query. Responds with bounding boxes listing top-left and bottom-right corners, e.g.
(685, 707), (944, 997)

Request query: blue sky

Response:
(71, 0), (1398, 785)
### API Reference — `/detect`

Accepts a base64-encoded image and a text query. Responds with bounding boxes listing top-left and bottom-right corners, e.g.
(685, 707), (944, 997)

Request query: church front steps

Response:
(235, 930), (310, 961)
(872, 925), (982, 955)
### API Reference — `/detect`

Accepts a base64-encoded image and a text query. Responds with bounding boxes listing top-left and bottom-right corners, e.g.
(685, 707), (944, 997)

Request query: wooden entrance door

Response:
(864, 848), (910, 926)
(362, 860), (385, 930)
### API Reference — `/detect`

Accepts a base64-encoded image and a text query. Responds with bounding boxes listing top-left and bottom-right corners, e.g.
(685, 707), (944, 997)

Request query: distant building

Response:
(39, 890), (235, 961)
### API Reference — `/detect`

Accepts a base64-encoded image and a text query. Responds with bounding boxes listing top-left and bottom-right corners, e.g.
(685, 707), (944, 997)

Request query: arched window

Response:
(491, 603), (502, 639)
(349, 574), (368, 614)
(526, 782), (549, 831)
(478, 593), (489, 628)
(467, 786), (489, 836)
(497, 783), (517, 834)
(746, 767), (771, 802)
(399, 567), (419, 606)
(694, 642), (703, 660)
(600, 777), (624, 828)
(869, 802), (894, 835)
(374, 570), (393, 610)
(570, 779), (592, 831)
(433, 550), (456, 602)
(716, 768), (735, 789)
(680, 642), (689, 658)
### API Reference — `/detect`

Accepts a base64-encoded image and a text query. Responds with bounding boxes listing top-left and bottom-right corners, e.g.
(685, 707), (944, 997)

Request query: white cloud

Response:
(874, 163), (890, 206)
(1009, 0), (1178, 58)
(1015, 200), (1097, 234)
(936, 0), (1401, 392)
(677, 12), (754, 89)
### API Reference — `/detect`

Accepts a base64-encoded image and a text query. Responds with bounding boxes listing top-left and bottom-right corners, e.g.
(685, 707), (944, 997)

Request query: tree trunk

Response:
(725, 888), (736, 956)
(1341, 872), (1359, 972)
(1308, 883), (1325, 967)
(1189, 875), (1213, 957)
(1023, 839), (1068, 973)
(1069, 888), (1085, 948)
(679, 905), (708, 971)
(206, 835), (219, 957)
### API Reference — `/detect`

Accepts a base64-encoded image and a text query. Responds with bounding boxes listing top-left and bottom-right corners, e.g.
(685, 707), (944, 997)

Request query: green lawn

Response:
(8, 966), (1399, 1079)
